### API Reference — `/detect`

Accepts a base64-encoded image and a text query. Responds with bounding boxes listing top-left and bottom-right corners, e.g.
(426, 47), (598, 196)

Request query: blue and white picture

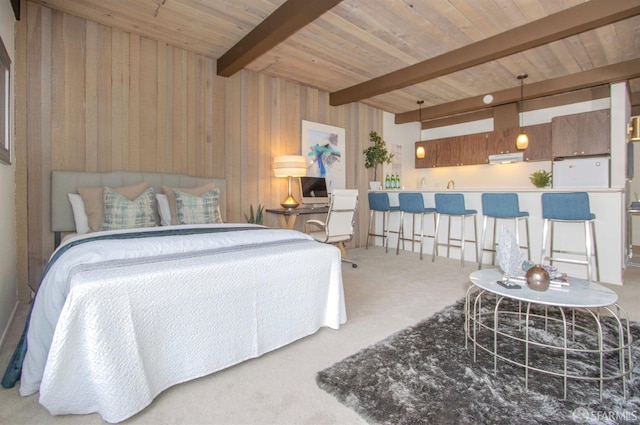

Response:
(302, 120), (346, 191)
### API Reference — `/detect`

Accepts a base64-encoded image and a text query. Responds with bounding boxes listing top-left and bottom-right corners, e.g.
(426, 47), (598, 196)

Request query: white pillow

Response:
(156, 194), (172, 226)
(68, 193), (90, 235)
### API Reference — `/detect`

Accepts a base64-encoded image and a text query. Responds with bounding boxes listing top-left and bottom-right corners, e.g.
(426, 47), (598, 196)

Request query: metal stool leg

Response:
(411, 214), (416, 253)
(592, 220), (600, 282)
(585, 220), (593, 282)
(396, 211), (405, 255)
(419, 212), (425, 260)
(541, 218), (550, 264)
(461, 215), (466, 267)
(492, 217), (498, 264)
(366, 210), (374, 249)
(432, 213), (441, 262)
(383, 210), (389, 253)
(472, 214), (478, 263)
(524, 217), (531, 261)
(447, 215), (452, 258)
(479, 215), (489, 270)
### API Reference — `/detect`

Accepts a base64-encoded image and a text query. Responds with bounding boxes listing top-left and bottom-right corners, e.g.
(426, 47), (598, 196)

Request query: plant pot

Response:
(369, 181), (381, 190)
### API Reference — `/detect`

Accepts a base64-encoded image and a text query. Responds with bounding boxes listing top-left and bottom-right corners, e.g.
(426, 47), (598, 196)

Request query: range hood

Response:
(488, 152), (523, 164)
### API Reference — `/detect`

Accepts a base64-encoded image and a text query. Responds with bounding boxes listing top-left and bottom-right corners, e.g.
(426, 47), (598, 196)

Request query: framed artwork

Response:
(301, 120), (345, 191)
(0, 34), (10, 165)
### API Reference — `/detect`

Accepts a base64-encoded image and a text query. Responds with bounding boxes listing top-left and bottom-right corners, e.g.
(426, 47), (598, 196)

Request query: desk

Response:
(466, 269), (632, 399)
(265, 206), (329, 230)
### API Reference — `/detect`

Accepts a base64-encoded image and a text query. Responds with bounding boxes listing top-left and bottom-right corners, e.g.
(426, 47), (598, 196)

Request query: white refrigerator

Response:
(552, 156), (610, 189)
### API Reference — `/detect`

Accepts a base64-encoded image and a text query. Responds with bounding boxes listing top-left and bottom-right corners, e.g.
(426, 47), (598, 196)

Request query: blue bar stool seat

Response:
(541, 192), (599, 282)
(432, 193), (478, 267)
(366, 192), (400, 253)
(395, 192), (436, 260)
(479, 193), (531, 269)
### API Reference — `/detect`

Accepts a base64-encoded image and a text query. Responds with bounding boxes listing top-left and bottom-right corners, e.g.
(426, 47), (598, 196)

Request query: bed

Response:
(5, 171), (346, 423)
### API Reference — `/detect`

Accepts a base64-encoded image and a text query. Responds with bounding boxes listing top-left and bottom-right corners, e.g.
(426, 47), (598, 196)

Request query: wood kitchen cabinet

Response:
(434, 133), (487, 167)
(487, 124), (552, 161)
(521, 123), (552, 161)
(461, 132), (490, 165)
(552, 109), (610, 157)
(487, 128), (519, 156)
(414, 125), (550, 169)
(435, 137), (461, 167)
(415, 140), (437, 168)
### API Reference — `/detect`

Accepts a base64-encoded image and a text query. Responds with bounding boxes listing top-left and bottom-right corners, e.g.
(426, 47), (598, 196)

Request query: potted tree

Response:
(363, 130), (393, 189)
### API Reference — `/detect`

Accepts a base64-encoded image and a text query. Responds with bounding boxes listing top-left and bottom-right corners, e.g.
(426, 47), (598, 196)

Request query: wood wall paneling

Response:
(15, 0), (29, 301)
(17, 2), (383, 294)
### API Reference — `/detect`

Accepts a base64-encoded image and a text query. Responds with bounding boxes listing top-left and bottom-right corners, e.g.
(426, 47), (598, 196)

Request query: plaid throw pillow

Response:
(174, 188), (222, 225)
(100, 187), (157, 231)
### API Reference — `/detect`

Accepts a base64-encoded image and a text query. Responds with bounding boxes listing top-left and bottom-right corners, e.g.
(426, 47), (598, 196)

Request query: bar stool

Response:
(478, 193), (531, 269)
(432, 193), (478, 267)
(541, 192), (599, 282)
(395, 192), (436, 260)
(366, 192), (400, 253)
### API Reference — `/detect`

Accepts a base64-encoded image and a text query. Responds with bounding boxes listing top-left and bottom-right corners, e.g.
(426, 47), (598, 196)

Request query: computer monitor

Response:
(299, 176), (330, 206)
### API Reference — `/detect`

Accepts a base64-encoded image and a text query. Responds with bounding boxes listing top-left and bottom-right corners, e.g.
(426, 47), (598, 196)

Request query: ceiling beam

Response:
(330, 0), (640, 106)
(395, 59), (640, 124)
(217, 0), (343, 77)
(419, 86), (610, 129)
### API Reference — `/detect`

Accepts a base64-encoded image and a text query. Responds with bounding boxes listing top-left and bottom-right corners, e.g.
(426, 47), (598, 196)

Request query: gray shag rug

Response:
(317, 298), (640, 424)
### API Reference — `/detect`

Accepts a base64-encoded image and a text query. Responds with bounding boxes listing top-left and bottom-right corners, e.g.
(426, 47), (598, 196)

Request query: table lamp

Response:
(273, 155), (307, 209)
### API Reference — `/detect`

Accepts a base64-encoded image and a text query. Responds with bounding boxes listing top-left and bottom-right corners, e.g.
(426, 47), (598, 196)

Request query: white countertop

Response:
(370, 187), (624, 193)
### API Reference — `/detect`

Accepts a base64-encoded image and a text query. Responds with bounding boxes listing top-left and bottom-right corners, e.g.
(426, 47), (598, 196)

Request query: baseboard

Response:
(0, 301), (19, 353)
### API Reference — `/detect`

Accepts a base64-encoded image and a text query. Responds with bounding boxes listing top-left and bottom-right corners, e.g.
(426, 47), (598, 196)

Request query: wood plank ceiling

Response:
(28, 0), (640, 124)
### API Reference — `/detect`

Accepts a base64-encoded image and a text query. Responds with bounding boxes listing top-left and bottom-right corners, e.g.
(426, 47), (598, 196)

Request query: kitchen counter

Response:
(369, 188), (626, 285)
(377, 187), (623, 193)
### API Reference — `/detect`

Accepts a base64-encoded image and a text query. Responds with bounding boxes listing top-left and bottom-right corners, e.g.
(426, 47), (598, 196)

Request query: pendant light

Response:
(415, 100), (425, 159)
(516, 73), (529, 150)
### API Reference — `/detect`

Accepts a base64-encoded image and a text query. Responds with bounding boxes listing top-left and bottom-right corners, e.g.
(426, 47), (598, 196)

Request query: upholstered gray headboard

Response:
(52, 170), (227, 232)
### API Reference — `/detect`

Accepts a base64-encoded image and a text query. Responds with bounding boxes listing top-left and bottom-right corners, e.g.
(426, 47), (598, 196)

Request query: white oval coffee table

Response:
(466, 268), (632, 399)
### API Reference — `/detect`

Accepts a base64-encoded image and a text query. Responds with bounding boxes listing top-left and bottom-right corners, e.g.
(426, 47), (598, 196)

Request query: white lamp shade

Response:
(631, 116), (640, 141)
(516, 133), (529, 150)
(416, 146), (425, 159)
(273, 155), (307, 177)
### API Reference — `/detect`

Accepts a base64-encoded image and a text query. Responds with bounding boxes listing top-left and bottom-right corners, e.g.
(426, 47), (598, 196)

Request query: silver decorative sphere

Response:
(526, 265), (550, 291)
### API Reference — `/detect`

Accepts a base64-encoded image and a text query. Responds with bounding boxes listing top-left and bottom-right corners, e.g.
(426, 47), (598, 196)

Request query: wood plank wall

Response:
(15, 2), (382, 296)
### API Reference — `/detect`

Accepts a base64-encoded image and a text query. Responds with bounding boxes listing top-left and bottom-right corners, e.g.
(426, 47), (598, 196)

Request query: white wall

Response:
(0, 0), (17, 349)
(632, 139), (640, 245)
(609, 83), (630, 189)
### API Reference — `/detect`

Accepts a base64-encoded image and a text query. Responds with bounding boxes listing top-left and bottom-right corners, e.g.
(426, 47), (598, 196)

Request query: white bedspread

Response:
(20, 224), (346, 423)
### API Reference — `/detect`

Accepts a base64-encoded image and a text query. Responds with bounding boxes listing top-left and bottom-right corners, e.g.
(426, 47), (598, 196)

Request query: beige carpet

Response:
(1, 246), (639, 425)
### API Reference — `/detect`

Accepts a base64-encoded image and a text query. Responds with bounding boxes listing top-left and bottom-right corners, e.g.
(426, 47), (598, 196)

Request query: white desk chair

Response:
(305, 189), (359, 268)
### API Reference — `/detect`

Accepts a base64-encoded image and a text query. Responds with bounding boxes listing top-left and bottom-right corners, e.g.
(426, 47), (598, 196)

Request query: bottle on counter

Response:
(385, 174), (390, 189)
(395, 173), (400, 189)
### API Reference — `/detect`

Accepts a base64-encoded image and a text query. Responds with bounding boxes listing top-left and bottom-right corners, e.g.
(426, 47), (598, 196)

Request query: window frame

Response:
(0, 34), (11, 165)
